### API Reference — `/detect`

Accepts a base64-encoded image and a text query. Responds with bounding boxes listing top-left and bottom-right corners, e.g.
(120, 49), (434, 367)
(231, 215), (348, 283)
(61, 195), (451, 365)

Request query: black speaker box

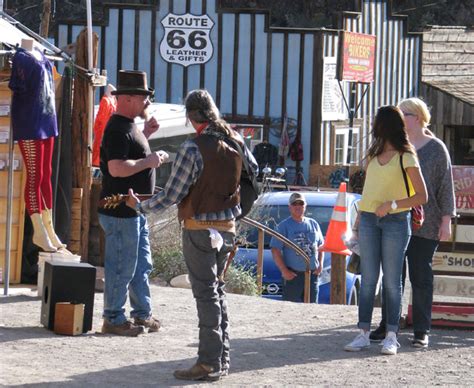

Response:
(41, 261), (96, 332)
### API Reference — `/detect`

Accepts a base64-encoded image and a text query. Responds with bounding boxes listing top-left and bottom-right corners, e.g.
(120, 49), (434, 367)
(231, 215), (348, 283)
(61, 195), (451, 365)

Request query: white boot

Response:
(41, 209), (67, 249)
(30, 213), (57, 252)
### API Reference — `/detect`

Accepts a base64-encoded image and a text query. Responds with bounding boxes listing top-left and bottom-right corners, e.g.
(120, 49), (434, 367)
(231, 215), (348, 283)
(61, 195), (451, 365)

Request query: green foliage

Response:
(151, 247), (187, 283)
(224, 264), (259, 296)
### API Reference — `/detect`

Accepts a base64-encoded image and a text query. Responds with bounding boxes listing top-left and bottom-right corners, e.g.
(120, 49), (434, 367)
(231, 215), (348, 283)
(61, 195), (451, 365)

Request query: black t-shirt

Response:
(98, 114), (155, 218)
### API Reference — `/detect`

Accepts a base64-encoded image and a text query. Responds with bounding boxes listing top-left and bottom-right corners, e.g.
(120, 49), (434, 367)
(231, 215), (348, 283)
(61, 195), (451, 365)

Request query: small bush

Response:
(151, 247), (187, 283)
(224, 264), (258, 296)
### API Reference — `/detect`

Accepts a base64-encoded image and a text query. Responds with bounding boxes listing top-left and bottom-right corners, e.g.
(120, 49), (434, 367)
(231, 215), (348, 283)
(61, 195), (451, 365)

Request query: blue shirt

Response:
(140, 128), (258, 221)
(270, 216), (324, 271)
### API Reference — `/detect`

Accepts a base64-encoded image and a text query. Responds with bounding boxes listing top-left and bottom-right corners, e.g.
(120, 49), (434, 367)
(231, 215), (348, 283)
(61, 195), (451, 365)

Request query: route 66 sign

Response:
(160, 13), (214, 67)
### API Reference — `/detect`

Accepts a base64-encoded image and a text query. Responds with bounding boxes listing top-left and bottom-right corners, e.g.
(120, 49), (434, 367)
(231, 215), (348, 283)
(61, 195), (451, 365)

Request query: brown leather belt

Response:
(183, 218), (236, 234)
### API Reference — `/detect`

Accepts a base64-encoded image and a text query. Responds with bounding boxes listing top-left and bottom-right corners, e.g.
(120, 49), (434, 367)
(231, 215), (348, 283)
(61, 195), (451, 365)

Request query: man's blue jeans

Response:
(358, 211), (410, 333)
(99, 213), (153, 325)
(283, 270), (319, 303)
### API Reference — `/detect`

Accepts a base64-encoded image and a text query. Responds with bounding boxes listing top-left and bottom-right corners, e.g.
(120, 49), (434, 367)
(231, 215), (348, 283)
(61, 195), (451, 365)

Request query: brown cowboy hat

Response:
(112, 70), (154, 96)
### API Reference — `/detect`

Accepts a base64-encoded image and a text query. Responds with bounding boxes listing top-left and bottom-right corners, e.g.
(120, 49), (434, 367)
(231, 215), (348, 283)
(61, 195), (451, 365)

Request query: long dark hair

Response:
(365, 105), (415, 160)
(184, 89), (232, 136)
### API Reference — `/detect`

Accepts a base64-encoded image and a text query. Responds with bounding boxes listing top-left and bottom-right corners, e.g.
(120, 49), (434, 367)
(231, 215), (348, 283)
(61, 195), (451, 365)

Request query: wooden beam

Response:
(330, 254), (346, 305)
(70, 29), (98, 261)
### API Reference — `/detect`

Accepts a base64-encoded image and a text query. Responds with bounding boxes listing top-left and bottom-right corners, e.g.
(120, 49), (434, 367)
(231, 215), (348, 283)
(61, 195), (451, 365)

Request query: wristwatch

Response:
(391, 200), (398, 210)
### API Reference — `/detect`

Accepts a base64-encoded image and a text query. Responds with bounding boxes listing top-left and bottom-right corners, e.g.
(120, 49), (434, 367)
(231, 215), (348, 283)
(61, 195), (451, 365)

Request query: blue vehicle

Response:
(235, 190), (361, 305)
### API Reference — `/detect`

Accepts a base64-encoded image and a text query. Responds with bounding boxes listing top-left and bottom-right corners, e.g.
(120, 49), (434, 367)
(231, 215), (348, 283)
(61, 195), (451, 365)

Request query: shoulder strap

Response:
(399, 154), (410, 197)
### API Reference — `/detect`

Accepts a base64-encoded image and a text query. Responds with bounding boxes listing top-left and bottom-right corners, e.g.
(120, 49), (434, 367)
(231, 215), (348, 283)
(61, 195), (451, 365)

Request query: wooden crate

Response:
(54, 302), (84, 336)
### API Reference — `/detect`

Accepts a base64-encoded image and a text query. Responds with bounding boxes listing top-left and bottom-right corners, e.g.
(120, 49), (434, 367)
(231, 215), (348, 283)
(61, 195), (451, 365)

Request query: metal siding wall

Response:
(187, 0), (204, 93)
(104, 9), (119, 88)
(252, 14), (267, 117)
(170, 0), (186, 104)
(220, 13), (235, 114)
(286, 34), (300, 127)
(155, 0), (169, 104)
(138, 10), (152, 75)
(204, 0), (218, 99)
(121, 10), (135, 71)
(300, 34), (315, 177)
(236, 14), (251, 116)
(269, 33), (284, 119)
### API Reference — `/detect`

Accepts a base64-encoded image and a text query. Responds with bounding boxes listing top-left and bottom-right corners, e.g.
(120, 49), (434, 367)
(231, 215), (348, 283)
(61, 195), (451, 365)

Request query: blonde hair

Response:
(398, 97), (431, 128)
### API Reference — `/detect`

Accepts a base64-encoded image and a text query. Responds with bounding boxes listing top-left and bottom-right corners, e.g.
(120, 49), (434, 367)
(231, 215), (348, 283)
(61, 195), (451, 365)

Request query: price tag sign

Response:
(160, 13), (214, 67)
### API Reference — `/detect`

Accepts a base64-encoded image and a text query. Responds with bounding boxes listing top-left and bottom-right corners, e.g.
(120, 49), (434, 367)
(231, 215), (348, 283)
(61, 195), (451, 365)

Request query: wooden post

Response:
(71, 29), (98, 260)
(256, 229), (264, 295)
(330, 253), (347, 304)
(304, 269), (311, 303)
(40, 0), (51, 38)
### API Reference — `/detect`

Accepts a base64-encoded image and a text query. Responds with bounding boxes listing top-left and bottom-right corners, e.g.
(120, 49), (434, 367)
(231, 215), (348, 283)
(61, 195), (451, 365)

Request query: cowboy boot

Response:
(30, 213), (57, 252)
(41, 209), (67, 249)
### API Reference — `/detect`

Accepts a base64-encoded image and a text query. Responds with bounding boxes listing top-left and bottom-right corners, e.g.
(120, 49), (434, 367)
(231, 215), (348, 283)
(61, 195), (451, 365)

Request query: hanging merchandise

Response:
(289, 138), (304, 162)
(278, 112), (290, 164)
(8, 40), (67, 253)
(92, 84), (117, 167)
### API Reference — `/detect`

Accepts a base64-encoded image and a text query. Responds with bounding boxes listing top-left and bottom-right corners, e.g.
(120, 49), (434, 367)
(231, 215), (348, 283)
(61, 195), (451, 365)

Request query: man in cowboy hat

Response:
(98, 70), (166, 336)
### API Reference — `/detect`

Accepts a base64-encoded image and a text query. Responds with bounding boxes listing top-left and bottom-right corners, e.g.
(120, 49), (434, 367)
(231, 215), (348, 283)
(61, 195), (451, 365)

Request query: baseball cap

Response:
(289, 192), (306, 205)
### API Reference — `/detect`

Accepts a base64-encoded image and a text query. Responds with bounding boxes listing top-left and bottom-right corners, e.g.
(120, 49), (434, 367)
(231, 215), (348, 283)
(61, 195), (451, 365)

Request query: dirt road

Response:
(1, 284), (473, 387)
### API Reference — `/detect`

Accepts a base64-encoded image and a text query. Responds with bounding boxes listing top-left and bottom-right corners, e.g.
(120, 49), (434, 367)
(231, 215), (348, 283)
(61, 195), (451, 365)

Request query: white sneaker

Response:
(381, 332), (400, 355)
(344, 330), (370, 352)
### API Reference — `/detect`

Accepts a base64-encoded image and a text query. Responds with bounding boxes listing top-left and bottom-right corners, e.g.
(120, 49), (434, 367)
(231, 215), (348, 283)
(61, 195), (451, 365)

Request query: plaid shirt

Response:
(139, 129), (258, 221)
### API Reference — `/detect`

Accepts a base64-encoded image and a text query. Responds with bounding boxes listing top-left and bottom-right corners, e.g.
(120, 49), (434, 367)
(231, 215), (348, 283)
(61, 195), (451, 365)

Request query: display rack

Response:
(0, 80), (26, 284)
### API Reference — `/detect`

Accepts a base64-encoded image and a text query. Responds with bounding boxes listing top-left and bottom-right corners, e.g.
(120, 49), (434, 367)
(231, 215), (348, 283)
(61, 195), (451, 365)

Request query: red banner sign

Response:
(337, 31), (376, 83)
(453, 166), (474, 213)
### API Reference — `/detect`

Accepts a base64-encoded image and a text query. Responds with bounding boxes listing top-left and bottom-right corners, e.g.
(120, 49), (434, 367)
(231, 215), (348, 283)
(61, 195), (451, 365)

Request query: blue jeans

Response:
(283, 270), (319, 303)
(358, 211), (410, 333)
(99, 213), (153, 325)
(407, 236), (439, 333)
(182, 229), (235, 372)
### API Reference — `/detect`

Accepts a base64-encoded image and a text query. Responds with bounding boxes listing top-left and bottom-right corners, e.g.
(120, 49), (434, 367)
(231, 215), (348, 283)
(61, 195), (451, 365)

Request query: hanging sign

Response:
(322, 57), (347, 121)
(453, 165), (473, 214)
(160, 13), (214, 67)
(337, 31), (376, 83)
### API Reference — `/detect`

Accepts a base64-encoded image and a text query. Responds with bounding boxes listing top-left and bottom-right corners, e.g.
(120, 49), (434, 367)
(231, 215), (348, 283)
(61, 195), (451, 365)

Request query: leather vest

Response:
(177, 130), (242, 220)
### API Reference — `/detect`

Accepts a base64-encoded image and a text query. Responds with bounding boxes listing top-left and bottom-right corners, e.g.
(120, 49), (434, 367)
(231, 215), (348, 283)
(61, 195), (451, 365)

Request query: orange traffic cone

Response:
(320, 182), (352, 255)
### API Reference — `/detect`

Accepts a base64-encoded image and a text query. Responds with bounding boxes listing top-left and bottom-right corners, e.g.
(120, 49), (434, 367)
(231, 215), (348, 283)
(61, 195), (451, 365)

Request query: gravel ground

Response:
(1, 283), (473, 387)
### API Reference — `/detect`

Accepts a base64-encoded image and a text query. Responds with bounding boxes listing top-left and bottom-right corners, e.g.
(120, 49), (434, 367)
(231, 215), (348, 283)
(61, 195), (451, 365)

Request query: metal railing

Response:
(240, 216), (312, 303)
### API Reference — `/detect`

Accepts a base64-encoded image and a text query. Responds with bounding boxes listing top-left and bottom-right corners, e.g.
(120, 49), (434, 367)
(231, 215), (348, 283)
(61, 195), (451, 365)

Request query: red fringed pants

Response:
(18, 137), (54, 215)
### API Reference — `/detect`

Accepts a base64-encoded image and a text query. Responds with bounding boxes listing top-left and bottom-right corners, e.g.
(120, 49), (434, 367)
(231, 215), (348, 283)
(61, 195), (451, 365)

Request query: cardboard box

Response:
(53, 303), (84, 336)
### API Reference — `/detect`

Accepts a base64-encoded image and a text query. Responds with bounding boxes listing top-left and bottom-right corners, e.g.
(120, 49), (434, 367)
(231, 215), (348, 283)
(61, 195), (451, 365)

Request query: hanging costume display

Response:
(92, 88), (116, 167)
(9, 47), (64, 252)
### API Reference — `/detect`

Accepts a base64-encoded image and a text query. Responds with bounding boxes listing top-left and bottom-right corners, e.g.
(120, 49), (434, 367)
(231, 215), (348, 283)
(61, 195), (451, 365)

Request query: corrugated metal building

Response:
(55, 0), (422, 185)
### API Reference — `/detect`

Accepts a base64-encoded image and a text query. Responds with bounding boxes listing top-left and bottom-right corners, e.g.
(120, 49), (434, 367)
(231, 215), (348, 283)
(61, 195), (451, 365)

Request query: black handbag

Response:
(347, 253), (361, 275)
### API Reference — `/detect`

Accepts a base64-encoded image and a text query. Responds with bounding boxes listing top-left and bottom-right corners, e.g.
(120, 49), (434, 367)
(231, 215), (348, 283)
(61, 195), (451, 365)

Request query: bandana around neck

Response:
(196, 122), (209, 136)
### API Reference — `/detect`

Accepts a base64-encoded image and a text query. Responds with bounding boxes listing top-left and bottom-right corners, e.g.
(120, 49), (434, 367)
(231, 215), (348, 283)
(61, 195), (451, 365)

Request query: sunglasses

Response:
(291, 201), (305, 206)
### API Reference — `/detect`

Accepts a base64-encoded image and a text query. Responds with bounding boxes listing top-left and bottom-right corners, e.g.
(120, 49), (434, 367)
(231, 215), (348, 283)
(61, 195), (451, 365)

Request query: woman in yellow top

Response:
(344, 105), (427, 356)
